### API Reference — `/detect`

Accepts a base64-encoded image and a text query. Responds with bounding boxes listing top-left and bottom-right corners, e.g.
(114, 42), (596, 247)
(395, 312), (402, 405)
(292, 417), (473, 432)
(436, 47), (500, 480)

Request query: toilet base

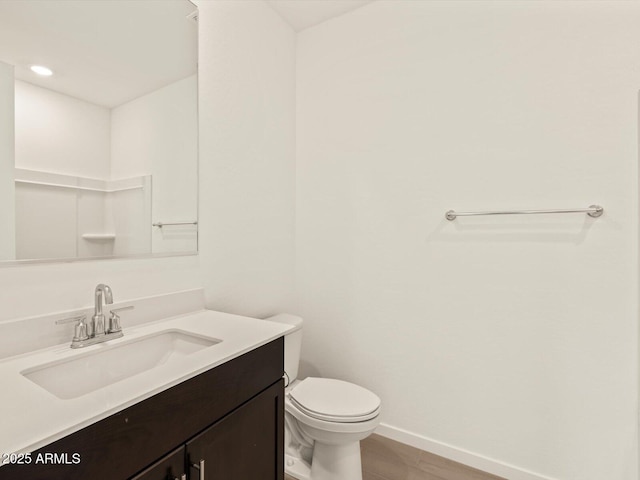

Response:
(310, 440), (362, 480)
(286, 442), (362, 480)
(285, 453), (311, 480)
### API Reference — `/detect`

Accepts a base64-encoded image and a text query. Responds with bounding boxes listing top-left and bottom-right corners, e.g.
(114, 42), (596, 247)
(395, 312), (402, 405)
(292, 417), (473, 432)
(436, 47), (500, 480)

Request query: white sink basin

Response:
(21, 330), (221, 399)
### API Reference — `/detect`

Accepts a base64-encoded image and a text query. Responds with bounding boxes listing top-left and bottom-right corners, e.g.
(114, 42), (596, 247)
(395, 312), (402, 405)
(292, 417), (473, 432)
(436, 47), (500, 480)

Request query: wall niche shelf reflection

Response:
(81, 234), (116, 241)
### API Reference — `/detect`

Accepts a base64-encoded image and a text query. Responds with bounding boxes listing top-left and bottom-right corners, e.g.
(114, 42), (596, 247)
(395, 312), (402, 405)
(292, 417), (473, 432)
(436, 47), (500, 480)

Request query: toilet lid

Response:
(289, 378), (381, 423)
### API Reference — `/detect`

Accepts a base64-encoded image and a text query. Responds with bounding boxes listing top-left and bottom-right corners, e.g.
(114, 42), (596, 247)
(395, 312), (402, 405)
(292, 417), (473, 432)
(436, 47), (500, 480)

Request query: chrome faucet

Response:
(56, 284), (134, 349)
(91, 284), (113, 337)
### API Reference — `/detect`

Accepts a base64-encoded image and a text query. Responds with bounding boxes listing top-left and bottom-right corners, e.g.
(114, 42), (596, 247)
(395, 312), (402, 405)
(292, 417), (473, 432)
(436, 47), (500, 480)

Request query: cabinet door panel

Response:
(187, 380), (284, 480)
(130, 446), (185, 480)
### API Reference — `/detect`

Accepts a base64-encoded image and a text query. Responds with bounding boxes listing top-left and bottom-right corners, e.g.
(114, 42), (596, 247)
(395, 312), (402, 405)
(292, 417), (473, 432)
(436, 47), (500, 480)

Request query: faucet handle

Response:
(56, 315), (89, 343)
(108, 305), (134, 334)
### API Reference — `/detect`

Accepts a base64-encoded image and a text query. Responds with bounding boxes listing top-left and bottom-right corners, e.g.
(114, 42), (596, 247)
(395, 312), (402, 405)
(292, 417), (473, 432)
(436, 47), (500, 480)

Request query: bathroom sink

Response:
(21, 330), (221, 399)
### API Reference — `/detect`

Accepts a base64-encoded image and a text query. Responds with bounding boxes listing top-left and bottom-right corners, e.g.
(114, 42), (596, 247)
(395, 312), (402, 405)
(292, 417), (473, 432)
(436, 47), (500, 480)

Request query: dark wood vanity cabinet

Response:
(0, 338), (284, 480)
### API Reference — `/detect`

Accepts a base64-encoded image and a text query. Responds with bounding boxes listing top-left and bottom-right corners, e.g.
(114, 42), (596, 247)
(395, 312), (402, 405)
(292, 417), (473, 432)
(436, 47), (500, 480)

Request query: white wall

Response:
(14, 80), (110, 178)
(0, 255), (200, 323)
(196, 0), (296, 317)
(0, 61), (14, 261)
(111, 75), (198, 254)
(296, 2), (639, 479)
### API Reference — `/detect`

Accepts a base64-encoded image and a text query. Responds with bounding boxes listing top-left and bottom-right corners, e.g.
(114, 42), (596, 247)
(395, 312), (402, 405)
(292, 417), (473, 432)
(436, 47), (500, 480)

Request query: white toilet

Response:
(267, 314), (381, 480)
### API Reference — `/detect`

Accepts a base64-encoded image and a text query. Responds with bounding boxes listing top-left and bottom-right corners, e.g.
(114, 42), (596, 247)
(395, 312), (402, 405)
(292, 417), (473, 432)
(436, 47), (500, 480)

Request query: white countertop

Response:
(0, 309), (292, 456)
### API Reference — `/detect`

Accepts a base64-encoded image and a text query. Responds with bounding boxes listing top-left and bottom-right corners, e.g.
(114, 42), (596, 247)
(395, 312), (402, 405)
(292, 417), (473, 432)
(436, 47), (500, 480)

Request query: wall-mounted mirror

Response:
(0, 0), (198, 263)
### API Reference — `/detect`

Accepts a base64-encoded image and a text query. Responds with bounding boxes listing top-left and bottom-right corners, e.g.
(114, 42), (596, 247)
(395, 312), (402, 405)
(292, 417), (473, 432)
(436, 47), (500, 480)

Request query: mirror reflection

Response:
(0, 0), (198, 262)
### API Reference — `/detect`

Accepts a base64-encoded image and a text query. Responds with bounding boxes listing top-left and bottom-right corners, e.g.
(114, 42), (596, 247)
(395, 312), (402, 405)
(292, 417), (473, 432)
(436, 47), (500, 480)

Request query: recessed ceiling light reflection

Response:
(30, 65), (53, 76)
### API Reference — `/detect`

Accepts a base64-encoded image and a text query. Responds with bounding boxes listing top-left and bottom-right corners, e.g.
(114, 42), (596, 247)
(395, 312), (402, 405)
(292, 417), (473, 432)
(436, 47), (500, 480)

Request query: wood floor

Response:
(284, 434), (505, 480)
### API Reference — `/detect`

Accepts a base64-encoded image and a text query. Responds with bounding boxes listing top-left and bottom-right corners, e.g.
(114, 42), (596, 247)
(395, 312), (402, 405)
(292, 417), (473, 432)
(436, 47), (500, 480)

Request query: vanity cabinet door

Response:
(130, 446), (185, 480)
(186, 380), (284, 480)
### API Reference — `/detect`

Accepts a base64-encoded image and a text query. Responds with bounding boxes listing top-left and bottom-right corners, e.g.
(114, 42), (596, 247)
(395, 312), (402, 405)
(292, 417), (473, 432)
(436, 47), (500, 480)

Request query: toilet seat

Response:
(289, 377), (381, 423)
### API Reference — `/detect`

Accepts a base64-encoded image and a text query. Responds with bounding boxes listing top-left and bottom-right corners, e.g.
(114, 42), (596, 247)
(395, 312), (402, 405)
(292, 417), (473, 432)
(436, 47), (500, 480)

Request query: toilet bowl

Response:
(266, 314), (381, 480)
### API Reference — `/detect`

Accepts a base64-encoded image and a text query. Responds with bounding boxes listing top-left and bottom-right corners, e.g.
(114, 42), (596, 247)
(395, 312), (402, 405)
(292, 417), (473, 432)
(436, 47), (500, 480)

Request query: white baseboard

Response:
(375, 423), (558, 480)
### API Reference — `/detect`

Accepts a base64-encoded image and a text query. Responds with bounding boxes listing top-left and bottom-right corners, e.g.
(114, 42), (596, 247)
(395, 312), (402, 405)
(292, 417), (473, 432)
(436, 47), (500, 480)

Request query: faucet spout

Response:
(92, 284), (113, 336)
(94, 284), (113, 314)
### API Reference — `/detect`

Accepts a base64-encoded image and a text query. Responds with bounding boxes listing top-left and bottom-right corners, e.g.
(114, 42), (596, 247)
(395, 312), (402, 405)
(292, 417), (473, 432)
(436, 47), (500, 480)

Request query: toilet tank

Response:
(264, 314), (303, 384)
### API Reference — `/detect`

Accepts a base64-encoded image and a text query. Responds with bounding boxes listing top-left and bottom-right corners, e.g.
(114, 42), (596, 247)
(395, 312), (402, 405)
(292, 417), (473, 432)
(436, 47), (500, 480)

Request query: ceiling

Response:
(0, 0), (198, 108)
(0, 0), (371, 108)
(267, 0), (374, 32)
